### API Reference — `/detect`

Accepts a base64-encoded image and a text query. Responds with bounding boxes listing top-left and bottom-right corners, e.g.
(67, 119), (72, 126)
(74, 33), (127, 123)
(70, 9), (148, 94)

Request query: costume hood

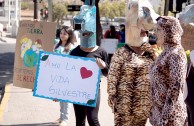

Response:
(157, 16), (183, 46)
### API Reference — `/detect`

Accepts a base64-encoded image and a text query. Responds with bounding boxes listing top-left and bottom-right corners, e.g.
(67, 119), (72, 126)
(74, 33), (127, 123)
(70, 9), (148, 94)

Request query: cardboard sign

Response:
(33, 51), (101, 107)
(13, 20), (57, 89)
(100, 39), (118, 54)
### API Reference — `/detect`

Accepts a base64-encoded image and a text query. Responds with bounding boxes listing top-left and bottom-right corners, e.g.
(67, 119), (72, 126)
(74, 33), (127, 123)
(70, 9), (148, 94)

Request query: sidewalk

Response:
(0, 32), (16, 44)
(0, 34), (152, 126)
(0, 77), (152, 126)
(0, 77), (115, 126)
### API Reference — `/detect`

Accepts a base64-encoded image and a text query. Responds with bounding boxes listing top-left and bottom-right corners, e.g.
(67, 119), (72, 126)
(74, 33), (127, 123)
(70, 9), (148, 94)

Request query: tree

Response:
(109, 2), (120, 19)
(118, 0), (125, 17)
(52, 2), (69, 26)
(21, 2), (28, 10)
(99, 1), (111, 18)
(99, 0), (125, 19)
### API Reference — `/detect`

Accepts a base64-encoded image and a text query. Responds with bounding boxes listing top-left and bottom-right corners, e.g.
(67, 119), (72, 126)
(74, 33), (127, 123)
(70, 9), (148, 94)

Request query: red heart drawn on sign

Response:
(80, 67), (93, 79)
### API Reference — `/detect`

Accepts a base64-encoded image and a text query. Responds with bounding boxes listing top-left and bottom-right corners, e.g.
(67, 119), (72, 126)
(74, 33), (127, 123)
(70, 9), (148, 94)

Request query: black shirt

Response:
(70, 45), (109, 76)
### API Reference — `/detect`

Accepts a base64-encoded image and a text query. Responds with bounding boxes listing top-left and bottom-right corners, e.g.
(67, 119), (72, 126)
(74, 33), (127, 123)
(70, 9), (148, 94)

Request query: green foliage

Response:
(99, 0), (125, 19)
(52, 2), (69, 23)
(185, 50), (190, 62)
(118, 1), (126, 17)
(21, 2), (29, 10)
(99, 1), (110, 18)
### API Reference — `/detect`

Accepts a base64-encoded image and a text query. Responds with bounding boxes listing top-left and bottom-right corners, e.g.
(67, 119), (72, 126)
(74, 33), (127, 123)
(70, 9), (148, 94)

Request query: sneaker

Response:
(59, 120), (68, 126)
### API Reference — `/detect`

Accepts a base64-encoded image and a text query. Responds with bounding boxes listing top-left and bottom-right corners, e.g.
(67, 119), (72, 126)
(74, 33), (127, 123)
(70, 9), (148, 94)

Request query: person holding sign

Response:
(53, 26), (77, 126)
(71, 0), (109, 125)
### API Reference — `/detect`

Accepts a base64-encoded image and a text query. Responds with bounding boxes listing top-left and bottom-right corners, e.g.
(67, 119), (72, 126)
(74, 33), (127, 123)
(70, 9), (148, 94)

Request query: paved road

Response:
(0, 36), (16, 104)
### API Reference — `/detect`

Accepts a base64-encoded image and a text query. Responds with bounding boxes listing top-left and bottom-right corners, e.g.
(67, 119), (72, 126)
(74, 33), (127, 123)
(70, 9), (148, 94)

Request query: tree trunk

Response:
(95, 0), (102, 46)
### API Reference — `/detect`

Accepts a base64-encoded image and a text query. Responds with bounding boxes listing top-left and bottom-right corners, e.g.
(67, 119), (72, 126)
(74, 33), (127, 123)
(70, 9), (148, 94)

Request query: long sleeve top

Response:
(70, 45), (109, 77)
(149, 16), (187, 126)
(107, 43), (155, 120)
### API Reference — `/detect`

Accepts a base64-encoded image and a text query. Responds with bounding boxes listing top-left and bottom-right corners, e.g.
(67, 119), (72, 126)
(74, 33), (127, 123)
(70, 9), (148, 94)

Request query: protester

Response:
(149, 16), (187, 126)
(53, 26), (77, 126)
(104, 25), (120, 41)
(118, 24), (125, 43)
(70, 39), (109, 126)
(107, 0), (159, 125)
(71, 2), (109, 125)
(107, 30), (156, 126)
(185, 50), (194, 126)
(104, 25), (120, 62)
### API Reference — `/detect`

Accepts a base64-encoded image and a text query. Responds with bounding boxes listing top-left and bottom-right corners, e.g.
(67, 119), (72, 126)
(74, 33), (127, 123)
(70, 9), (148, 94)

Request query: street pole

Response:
(33, 0), (38, 19)
(19, 0), (21, 20)
(11, 0), (19, 37)
(8, 0), (10, 26)
(164, 0), (169, 16)
(15, 0), (18, 22)
(48, 0), (52, 22)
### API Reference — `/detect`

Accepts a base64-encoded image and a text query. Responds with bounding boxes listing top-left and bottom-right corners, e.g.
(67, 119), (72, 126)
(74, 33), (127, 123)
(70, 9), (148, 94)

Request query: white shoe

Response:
(59, 120), (68, 126)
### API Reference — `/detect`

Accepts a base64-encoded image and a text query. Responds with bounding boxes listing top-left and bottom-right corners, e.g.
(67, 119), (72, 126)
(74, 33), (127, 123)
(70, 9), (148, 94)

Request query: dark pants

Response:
(108, 54), (113, 63)
(185, 63), (194, 126)
(73, 90), (100, 126)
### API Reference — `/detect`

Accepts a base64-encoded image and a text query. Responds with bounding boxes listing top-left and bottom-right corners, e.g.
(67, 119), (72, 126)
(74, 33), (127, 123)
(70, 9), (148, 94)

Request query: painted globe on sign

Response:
(23, 49), (38, 68)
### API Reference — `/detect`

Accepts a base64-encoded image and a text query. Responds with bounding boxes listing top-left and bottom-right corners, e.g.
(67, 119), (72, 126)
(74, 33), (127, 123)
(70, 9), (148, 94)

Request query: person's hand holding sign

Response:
(96, 58), (106, 69)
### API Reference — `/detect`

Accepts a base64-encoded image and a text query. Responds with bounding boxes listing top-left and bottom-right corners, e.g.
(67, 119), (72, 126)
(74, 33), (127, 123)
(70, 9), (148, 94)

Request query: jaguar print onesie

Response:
(107, 43), (156, 126)
(149, 16), (187, 126)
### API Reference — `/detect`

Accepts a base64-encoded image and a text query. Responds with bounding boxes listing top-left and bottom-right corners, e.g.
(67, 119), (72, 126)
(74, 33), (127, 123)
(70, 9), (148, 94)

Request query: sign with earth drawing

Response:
(33, 51), (101, 107)
(13, 20), (57, 89)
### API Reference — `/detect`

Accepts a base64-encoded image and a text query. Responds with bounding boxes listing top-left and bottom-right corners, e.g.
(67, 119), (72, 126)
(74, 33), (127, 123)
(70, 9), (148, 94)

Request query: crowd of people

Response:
(47, 1), (194, 126)
(52, 16), (194, 126)
(104, 24), (125, 43)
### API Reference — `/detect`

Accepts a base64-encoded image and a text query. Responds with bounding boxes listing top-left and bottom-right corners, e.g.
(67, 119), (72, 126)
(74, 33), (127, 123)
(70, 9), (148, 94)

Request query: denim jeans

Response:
(60, 102), (72, 121)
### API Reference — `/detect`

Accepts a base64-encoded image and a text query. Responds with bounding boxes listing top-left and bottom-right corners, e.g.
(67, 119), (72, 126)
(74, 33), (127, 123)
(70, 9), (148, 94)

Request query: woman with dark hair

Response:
(53, 26), (77, 126)
(54, 26), (77, 54)
(104, 25), (120, 62)
(104, 25), (120, 41)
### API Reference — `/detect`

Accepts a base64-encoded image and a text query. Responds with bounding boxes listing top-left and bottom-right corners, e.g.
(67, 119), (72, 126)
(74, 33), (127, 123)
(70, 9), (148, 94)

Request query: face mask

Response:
(140, 36), (149, 43)
(125, 0), (159, 47)
(80, 31), (96, 48)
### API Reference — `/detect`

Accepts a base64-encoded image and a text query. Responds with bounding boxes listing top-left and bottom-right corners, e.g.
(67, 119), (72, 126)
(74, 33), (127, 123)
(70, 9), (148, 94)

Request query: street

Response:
(0, 36), (16, 103)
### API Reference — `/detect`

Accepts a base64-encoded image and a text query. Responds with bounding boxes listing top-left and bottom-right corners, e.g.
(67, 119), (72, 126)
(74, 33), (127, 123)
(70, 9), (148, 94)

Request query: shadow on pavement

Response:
(5, 34), (16, 39)
(0, 38), (7, 42)
(0, 52), (15, 65)
(0, 52), (14, 104)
